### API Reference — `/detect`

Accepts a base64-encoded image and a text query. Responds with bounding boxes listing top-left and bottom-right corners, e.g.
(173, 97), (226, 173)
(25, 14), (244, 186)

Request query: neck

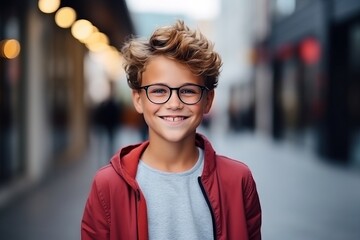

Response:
(142, 135), (198, 172)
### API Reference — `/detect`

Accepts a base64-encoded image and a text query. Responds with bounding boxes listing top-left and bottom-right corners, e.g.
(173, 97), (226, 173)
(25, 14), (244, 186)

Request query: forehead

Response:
(142, 56), (202, 86)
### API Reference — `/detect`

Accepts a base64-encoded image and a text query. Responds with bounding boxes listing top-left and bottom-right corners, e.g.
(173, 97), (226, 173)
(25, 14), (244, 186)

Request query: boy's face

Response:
(132, 56), (214, 143)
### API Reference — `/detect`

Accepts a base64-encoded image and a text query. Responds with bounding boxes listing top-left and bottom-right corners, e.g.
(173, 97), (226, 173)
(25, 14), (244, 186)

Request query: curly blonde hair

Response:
(121, 20), (222, 90)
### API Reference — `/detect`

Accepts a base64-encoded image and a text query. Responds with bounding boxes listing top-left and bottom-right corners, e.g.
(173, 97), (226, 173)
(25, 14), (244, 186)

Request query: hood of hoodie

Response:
(110, 133), (217, 189)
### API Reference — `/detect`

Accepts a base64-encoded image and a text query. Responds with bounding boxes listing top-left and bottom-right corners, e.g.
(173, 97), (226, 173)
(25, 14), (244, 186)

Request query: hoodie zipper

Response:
(198, 177), (217, 240)
(136, 189), (141, 201)
(136, 189), (141, 240)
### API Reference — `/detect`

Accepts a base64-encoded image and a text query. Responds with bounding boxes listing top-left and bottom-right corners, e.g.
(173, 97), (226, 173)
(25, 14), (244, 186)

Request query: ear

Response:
(132, 89), (144, 114)
(204, 89), (214, 114)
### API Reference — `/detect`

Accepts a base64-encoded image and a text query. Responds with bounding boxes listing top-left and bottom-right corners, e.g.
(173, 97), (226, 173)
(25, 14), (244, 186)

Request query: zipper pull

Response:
(137, 189), (141, 201)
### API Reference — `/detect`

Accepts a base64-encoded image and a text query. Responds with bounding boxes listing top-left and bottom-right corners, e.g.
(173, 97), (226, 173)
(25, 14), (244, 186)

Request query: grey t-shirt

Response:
(136, 148), (213, 240)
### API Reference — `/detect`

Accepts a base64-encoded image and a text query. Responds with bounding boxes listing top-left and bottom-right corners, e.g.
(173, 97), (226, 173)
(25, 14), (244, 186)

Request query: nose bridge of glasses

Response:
(167, 87), (183, 103)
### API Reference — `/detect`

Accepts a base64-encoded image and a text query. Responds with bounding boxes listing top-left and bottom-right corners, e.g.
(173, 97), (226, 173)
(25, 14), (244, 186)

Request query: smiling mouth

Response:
(161, 116), (187, 122)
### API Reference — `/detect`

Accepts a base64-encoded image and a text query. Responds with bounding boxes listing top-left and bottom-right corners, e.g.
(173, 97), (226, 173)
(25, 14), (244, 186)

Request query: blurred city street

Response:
(0, 127), (359, 240)
(2, 1), (360, 239)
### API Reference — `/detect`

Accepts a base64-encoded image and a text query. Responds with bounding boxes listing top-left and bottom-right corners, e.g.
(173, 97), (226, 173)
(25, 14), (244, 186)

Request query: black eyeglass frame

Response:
(137, 83), (209, 105)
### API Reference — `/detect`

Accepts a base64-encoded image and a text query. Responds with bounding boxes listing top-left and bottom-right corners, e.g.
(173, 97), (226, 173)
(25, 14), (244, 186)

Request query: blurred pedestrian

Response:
(81, 20), (261, 240)
(93, 81), (122, 159)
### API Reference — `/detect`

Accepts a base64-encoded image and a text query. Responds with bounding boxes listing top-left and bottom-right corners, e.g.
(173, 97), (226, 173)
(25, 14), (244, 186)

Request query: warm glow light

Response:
(85, 32), (110, 52)
(88, 48), (125, 81)
(55, 7), (76, 28)
(38, 0), (61, 14)
(71, 19), (94, 41)
(103, 48), (125, 80)
(84, 32), (108, 45)
(87, 42), (110, 52)
(1, 39), (21, 59)
(82, 29), (99, 45)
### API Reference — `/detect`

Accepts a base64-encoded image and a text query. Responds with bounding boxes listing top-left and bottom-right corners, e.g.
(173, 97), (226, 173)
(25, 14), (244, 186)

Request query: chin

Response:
(162, 131), (195, 143)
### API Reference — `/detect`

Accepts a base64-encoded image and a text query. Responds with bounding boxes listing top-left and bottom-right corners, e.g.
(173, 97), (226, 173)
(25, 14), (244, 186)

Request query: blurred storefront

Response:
(1, 1), (30, 189)
(0, 0), (134, 205)
(257, 0), (360, 165)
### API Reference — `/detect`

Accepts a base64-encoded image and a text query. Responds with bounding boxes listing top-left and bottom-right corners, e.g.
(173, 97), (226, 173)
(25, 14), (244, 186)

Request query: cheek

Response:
(191, 104), (208, 115)
(141, 100), (160, 115)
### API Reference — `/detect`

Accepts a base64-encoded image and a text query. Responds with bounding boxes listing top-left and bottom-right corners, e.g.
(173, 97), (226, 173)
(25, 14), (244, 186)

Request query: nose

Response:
(166, 89), (183, 109)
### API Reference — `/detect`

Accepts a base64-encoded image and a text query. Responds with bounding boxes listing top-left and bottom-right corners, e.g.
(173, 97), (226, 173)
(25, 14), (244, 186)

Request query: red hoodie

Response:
(81, 133), (261, 240)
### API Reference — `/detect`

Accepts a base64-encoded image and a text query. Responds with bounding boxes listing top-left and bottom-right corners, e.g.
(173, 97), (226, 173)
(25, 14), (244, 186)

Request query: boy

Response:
(81, 20), (261, 240)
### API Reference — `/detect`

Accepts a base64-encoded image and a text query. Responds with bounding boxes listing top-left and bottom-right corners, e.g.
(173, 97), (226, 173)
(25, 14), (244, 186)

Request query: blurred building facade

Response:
(0, 0), (134, 206)
(252, 0), (360, 166)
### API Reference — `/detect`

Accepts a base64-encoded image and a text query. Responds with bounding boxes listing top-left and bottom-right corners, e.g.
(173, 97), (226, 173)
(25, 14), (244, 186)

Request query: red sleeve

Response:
(81, 177), (110, 240)
(244, 171), (262, 240)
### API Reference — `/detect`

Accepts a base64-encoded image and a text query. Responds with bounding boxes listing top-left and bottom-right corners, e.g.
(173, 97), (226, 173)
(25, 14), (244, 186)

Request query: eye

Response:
(148, 85), (168, 95)
(180, 86), (200, 95)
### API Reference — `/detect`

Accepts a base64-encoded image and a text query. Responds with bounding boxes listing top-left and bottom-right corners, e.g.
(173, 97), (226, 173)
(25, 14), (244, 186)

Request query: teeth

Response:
(163, 117), (184, 122)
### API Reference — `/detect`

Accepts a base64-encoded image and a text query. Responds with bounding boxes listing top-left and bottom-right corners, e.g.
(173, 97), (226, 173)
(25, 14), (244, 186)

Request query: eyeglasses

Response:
(138, 83), (208, 105)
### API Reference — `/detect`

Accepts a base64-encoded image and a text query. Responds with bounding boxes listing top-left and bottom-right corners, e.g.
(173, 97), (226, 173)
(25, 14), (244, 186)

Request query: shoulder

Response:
(88, 164), (130, 209)
(93, 164), (117, 182)
(90, 164), (126, 194)
(216, 155), (252, 175)
(215, 155), (256, 184)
